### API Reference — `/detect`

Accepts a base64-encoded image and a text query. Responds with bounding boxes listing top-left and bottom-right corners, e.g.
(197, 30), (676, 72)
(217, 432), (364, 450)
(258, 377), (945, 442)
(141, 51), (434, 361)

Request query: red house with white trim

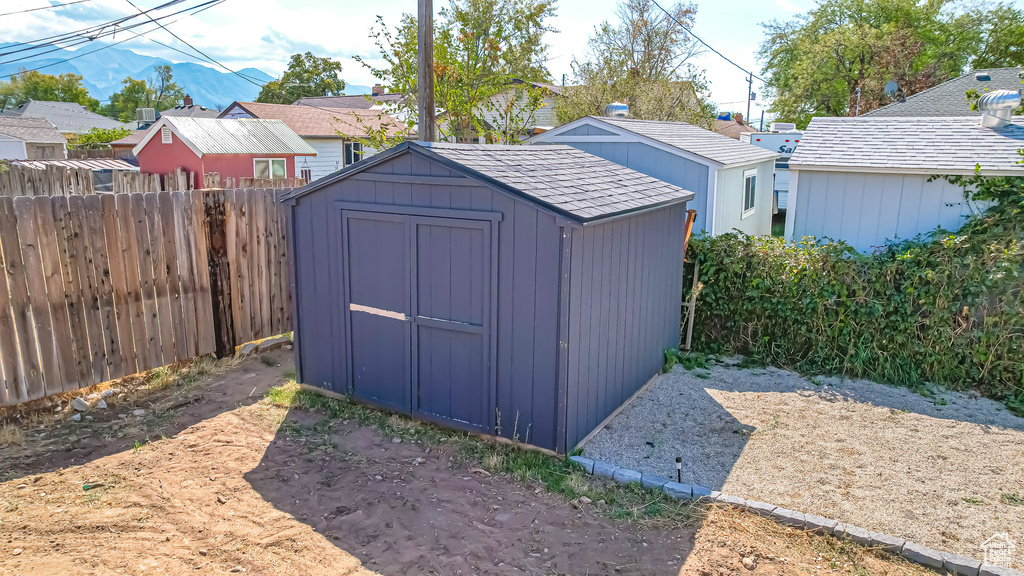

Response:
(132, 116), (316, 182)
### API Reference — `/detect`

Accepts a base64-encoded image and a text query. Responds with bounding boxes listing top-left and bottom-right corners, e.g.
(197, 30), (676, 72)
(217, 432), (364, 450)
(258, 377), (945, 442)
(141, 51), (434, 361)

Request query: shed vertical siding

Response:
(564, 203), (687, 448)
(290, 151), (563, 450)
(713, 160), (774, 236)
(791, 170), (978, 251)
(561, 141), (710, 232)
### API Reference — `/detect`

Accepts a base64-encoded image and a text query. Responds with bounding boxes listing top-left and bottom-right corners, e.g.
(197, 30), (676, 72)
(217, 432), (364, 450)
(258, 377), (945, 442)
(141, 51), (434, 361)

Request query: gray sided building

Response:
(283, 142), (694, 453)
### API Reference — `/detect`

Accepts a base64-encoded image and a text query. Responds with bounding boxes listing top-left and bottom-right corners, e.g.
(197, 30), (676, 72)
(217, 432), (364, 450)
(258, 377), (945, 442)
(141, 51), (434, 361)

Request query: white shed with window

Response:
(527, 116), (778, 236)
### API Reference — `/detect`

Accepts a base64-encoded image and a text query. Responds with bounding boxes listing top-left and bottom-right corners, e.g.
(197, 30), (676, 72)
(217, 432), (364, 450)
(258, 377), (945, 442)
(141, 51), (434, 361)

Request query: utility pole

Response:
(854, 87), (861, 116)
(417, 0), (436, 142)
(746, 73), (753, 124)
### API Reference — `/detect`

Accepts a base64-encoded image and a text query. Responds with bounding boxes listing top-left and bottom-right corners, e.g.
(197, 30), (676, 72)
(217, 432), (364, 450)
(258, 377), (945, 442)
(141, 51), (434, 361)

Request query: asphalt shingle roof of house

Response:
(589, 116), (779, 167)
(789, 116), (1024, 175)
(143, 117), (316, 156)
(0, 116), (66, 144)
(419, 142), (694, 220)
(294, 94), (404, 110)
(5, 101), (132, 134)
(159, 104), (220, 119)
(220, 101), (401, 138)
(863, 67), (1023, 117)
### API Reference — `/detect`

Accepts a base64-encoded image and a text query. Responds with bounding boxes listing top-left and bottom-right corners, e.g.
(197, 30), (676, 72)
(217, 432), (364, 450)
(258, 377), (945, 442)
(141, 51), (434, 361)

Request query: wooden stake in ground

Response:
(417, 0), (435, 142)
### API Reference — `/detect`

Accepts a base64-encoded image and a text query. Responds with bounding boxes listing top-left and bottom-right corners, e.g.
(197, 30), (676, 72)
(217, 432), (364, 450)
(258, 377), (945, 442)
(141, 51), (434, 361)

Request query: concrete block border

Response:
(569, 456), (1022, 576)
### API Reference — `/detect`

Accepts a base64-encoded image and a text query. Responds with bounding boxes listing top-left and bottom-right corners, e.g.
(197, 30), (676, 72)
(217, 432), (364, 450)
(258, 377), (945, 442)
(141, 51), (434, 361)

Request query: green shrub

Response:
(685, 179), (1023, 406)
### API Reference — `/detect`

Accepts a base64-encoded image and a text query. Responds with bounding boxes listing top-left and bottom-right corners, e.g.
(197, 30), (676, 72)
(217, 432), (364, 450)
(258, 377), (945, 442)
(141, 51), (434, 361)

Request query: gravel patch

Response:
(584, 363), (1024, 561)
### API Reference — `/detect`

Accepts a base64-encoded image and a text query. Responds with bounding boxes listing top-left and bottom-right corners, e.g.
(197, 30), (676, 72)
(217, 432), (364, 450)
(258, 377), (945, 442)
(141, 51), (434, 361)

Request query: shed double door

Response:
(342, 211), (493, 432)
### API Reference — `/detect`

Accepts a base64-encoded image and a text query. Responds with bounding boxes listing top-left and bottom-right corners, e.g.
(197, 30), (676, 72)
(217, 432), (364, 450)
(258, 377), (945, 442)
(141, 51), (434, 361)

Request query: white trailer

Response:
(741, 123), (802, 211)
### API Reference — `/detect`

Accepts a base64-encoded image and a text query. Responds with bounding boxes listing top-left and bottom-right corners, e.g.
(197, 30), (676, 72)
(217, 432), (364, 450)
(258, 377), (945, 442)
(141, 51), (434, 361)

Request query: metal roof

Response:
(864, 68), (1023, 117)
(577, 116), (779, 167)
(0, 116), (65, 144)
(4, 101), (133, 134)
(789, 116), (1024, 175)
(14, 158), (139, 171)
(134, 116), (316, 157)
(287, 142), (695, 223)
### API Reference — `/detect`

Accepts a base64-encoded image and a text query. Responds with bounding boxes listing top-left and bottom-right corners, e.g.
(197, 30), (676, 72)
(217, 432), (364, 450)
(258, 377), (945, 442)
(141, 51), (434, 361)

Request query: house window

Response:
(161, 126), (172, 144)
(344, 142), (363, 166)
(742, 169), (756, 218)
(254, 158), (287, 179)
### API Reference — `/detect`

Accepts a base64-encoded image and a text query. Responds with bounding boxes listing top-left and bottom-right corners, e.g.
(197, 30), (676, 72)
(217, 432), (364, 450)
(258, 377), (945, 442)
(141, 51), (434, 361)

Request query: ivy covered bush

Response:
(686, 174), (1023, 407)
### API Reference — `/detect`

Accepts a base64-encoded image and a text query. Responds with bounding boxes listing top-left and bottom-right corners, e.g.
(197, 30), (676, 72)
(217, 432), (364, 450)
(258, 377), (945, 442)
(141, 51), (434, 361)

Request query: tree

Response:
(555, 0), (715, 128)
(758, 0), (1024, 127)
(0, 69), (99, 111)
(356, 0), (557, 142)
(67, 127), (133, 150)
(101, 65), (185, 121)
(257, 52), (345, 104)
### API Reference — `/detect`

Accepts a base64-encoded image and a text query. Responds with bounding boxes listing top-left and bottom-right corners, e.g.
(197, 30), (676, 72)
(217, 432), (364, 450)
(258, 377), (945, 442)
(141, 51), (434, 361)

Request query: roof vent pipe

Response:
(604, 102), (628, 118)
(979, 89), (1020, 128)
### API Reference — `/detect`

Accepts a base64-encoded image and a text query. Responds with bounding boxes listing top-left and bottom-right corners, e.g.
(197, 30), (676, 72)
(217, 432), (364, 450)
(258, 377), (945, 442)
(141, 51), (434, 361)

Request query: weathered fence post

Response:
(203, 189), (236, 357)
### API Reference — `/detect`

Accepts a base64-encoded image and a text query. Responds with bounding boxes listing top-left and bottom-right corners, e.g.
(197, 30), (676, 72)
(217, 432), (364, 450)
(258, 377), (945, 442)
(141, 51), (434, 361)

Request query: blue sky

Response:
(1, 0), (810, 118)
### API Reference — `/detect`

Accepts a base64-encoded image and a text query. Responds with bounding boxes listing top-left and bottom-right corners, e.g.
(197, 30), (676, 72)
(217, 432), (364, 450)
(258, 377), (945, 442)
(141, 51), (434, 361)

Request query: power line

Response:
(650, 0), (766, 84)
(6, 1), (223, 75)
(120, 0), (266, 88)
(0, 0), (195, 62)
(0, 0), (96, 18)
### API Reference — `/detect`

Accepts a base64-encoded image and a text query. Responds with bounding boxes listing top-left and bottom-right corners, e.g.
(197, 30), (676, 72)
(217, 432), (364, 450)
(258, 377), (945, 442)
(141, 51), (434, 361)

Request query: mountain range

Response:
(0, 43), (371, 109)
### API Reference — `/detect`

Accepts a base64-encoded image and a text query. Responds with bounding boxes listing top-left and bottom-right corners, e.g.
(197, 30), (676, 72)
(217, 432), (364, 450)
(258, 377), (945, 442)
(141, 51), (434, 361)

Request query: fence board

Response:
(118, 194), (150, 372)
(15, 197), (60, 397)
(36, 196), (78, 393)
(102, 194), (135, 376)
(144, 193), (174, 366)
(231, 189), (253, 345)
(158, 192), (189, 362)
(52, 196), (94, 388)
(172, 192), (199, 357)
(0, 198), (38, 402)
(76, 194), (114, 383)
(264, 190), (281, 334)
(0, 201), (16, 404)
(190, 190), (215, 355)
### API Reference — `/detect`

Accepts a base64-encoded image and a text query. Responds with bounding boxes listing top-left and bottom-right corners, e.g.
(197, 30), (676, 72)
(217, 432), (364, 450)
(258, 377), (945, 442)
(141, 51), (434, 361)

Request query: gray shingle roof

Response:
(588, 116), (779, 167)
(5, 101), (133, 134)
(141, 117), (316, 156)
(789, 116), (1024, 175)
(863, 68), (1023, 117)
(0, 116), (65, 144)
(421, 143), (695, 220)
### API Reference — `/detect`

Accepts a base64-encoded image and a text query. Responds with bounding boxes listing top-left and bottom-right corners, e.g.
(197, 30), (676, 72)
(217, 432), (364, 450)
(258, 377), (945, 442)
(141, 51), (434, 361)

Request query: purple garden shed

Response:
(282, 142), (694, 453)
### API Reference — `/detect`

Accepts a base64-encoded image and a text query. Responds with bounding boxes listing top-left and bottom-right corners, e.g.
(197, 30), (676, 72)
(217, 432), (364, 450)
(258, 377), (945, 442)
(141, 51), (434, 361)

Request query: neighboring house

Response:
(219, 101), (400, 180)
(132, 116), (316, 182)
(109, 129), (148, 159)
(295, 85), (404, 111)
(283, 141), (694, 453)
(477, 79), (562, 138)
(4, 100), (132, 135)
(527, 115), (779, 236)
(740, 123), (803, 212)
(864, 67), (1023, 117)
(786, 115), (1023, 251)
(714, 112), (751, 139)
(0, 116), (67, 160)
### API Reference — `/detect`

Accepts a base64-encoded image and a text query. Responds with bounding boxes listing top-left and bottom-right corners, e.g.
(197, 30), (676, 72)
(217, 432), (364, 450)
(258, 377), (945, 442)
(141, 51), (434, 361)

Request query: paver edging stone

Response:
(570, 457), (1015, 575)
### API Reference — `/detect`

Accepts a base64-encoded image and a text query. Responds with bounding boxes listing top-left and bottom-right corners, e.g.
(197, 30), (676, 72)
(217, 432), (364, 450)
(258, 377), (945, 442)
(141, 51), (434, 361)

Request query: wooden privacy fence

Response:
(0, 187), (294, 407)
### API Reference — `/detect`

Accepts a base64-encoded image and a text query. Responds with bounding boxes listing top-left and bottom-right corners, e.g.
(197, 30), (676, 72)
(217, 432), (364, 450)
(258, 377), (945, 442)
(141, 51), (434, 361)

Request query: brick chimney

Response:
(183, 94), (193, 107)
(734, 112), (744, 125)
(371, 84), (384, 96)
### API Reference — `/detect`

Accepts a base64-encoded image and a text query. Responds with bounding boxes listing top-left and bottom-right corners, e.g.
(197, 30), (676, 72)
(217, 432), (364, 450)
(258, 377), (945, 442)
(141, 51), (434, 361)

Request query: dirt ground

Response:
(585, 362), (1024, 563)
(1, 351), (934, 576)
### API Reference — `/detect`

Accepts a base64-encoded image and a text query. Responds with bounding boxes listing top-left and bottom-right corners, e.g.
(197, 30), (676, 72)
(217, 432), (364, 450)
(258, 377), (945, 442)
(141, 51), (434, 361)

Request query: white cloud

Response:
(776, 0), (801, 12)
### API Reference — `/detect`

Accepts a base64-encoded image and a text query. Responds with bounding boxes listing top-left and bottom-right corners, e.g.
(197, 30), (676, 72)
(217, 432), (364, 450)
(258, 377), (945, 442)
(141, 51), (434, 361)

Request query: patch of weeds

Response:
(962, 497), (985, 505)
(810, 376), (823, 387)
(260, 355), (277, 367)
(282, 369), (297, 381)
(693, 371), (711, 380)
(663, 349), (709, 373)
(1000, 493), (1023, 507)
(260, 381), (700, 528)
(132, 440), (147, 453)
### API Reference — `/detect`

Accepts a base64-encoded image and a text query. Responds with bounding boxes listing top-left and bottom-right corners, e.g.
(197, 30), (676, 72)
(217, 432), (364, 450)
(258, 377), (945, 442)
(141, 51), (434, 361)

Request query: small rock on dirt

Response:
(392, 437), (402, 443)
(132, 409), (145, 417)
(96, 399), (107, 409)
(229, 566), (245, 573)
(12, 549), (22, 556)
(742, 556), (757, 570)
(71, 413), (81, 422)
(579, 496), (592, 504)
(101, 389), (114, 398)
(70, 398), (89, 411)
(198, 549), (208, 556)
(216, 495), (227, 504)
